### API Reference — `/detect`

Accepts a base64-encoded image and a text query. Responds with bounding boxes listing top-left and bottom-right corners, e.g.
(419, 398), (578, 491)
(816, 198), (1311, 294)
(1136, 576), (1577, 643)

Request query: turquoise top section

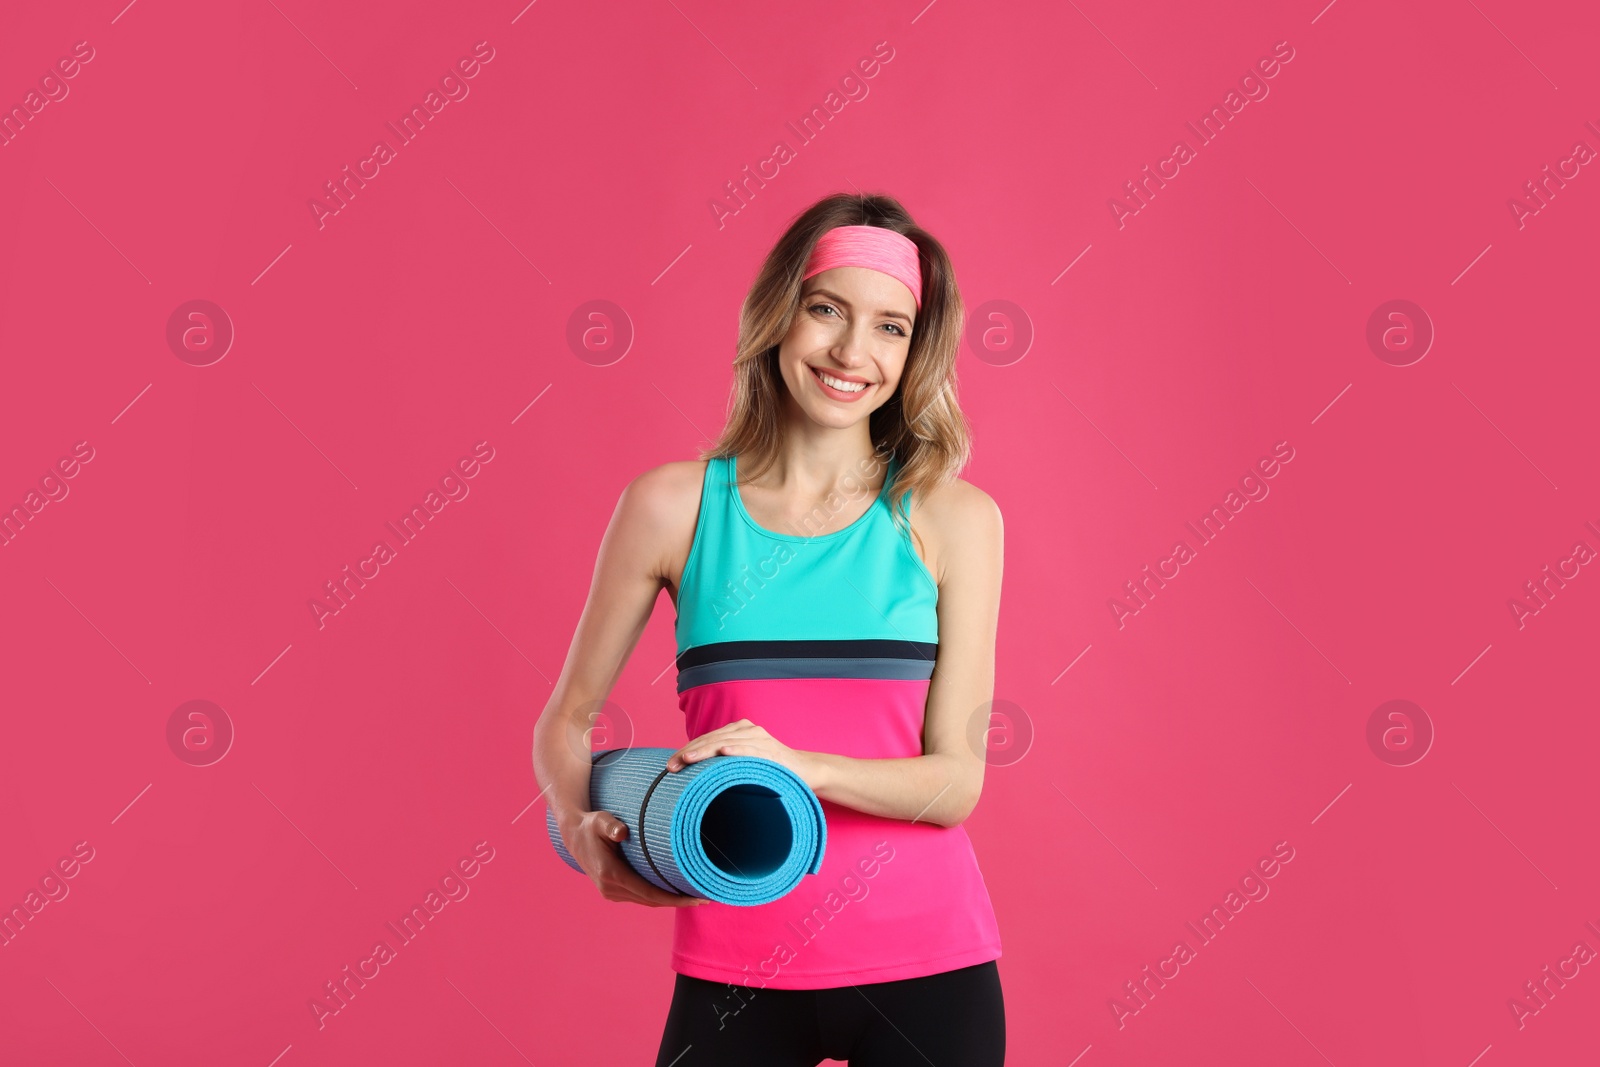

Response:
(674, 453), (939, 652)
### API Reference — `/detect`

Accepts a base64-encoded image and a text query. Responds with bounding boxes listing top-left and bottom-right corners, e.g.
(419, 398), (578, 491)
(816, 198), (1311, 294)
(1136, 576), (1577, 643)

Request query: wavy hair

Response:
(702, 192), (973, 539)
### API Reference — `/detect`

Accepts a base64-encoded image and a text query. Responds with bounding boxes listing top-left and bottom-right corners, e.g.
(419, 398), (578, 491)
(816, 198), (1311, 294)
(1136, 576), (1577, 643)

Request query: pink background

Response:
(2, 0), (1596, 1064)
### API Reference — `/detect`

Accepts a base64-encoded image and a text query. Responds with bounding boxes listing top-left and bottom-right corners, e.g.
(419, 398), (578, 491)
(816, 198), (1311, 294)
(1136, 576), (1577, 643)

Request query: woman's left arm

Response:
(665, 484), (1003, 829)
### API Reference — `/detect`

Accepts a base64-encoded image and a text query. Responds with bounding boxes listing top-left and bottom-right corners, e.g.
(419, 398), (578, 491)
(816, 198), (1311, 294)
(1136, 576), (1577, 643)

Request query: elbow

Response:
(936, 779), (983, 829)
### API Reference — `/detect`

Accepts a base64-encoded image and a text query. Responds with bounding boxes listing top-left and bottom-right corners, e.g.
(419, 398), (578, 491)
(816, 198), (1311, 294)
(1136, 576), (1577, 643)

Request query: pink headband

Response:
(801, 224), (922, 310)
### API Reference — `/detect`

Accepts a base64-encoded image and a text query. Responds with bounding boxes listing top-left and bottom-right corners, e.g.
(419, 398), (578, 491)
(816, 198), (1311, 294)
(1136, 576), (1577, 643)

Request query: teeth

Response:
(817, 369), (867, 393)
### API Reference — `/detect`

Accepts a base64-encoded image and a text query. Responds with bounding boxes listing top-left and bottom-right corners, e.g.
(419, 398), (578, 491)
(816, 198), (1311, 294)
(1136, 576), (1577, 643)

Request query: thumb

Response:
(605, 818), (628, 841)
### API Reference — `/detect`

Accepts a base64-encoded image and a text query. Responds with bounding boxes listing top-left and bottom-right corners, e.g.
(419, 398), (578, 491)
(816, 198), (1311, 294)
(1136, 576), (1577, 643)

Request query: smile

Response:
(810, 365), (872, 399)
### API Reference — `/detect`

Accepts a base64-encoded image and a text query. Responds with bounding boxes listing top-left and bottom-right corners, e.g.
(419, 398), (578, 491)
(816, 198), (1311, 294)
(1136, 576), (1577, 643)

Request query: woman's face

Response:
(777, 265), (917, 430)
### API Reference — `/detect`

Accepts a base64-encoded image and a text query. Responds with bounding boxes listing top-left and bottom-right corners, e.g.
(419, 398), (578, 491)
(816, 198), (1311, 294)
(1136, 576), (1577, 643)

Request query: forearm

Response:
(806, 751), (975, 828)
(531, 696), (597, 836)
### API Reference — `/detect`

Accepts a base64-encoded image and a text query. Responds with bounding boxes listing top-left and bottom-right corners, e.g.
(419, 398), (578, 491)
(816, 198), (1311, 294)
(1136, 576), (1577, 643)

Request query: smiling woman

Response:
(533, 192), (1007, 1066)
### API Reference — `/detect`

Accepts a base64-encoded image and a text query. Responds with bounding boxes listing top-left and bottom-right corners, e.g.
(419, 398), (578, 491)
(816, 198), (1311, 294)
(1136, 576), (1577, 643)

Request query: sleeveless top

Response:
(670, 451), (1003, 989)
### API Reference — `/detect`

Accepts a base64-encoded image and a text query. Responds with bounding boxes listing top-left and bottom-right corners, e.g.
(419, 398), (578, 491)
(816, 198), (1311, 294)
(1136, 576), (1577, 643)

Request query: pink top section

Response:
(802, 224), (923, 309)
(672, 675), (1003, 989)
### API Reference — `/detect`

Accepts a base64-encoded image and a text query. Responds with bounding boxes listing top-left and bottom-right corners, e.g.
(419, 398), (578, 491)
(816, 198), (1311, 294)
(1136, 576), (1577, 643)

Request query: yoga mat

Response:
(545, 747), (826, 906)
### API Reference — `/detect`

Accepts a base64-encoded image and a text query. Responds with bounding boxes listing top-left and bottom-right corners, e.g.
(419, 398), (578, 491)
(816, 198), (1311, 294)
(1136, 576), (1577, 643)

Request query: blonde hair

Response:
(702, 191), (973, 537)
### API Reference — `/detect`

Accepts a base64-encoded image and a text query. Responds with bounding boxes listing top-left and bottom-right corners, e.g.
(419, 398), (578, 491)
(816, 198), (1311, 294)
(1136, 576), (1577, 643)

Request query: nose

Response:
(829, 320), (876, 368)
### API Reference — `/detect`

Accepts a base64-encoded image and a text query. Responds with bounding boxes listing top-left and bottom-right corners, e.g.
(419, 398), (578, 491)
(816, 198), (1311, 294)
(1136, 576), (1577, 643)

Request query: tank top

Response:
(670, 451), (1003, 990)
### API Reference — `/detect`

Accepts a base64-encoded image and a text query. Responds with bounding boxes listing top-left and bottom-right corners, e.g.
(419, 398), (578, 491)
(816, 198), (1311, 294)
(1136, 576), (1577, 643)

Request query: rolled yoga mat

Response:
(545, 747), (826, 907)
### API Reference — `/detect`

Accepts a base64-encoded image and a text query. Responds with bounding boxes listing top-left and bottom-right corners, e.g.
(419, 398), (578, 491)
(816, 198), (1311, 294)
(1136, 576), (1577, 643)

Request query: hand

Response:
(559, 809), (710, 908)
(666, 718), (824, 790)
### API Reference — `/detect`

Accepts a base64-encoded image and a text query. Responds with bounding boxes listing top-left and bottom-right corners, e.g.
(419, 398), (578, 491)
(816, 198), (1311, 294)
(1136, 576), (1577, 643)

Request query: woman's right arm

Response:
(531, 461), (708, 908)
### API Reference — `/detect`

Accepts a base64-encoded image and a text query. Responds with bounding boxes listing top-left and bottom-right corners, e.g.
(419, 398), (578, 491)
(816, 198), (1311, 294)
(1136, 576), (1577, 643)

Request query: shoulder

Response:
(908, 476), (1002, 583)
(619, 459), (709, 525)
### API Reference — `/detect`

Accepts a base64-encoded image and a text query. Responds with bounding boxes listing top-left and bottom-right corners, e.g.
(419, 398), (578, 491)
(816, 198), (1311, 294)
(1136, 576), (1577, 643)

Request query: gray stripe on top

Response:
(678, 656), (937, 691)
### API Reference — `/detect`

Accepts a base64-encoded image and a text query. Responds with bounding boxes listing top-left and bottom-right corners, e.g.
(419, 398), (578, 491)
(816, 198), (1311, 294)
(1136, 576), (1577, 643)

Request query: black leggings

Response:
(654, 960), (1005, 1066)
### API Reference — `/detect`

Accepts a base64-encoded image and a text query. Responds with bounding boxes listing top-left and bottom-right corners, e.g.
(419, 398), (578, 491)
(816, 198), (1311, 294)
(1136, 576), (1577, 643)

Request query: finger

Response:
(615, 864), (709, 907)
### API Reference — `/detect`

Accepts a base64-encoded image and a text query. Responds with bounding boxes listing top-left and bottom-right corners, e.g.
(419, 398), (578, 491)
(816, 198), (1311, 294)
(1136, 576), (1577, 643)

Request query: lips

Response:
(809, 365), (873, 401)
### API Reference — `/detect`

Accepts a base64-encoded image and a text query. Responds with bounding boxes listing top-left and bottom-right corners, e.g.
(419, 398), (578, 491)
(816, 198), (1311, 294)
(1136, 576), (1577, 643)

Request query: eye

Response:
(808, 302), (839, 317)
(881, 322), (907, 337)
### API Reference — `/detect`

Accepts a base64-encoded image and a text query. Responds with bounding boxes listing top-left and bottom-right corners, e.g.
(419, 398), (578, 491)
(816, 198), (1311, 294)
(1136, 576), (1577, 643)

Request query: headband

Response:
(801, 224), (922, 310)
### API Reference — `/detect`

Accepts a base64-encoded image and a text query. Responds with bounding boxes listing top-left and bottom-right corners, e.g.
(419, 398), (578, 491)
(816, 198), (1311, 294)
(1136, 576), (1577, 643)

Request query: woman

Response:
(533, 192), (1006, 1066)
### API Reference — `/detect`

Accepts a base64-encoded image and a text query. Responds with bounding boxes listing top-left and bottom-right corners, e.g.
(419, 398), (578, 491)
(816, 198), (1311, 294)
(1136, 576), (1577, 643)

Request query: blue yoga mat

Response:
(546, 747), (826, 906)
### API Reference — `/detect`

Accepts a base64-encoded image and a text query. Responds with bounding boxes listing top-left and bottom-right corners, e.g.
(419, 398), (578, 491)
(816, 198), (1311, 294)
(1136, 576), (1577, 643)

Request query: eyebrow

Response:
(805, 286), (914, 326)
